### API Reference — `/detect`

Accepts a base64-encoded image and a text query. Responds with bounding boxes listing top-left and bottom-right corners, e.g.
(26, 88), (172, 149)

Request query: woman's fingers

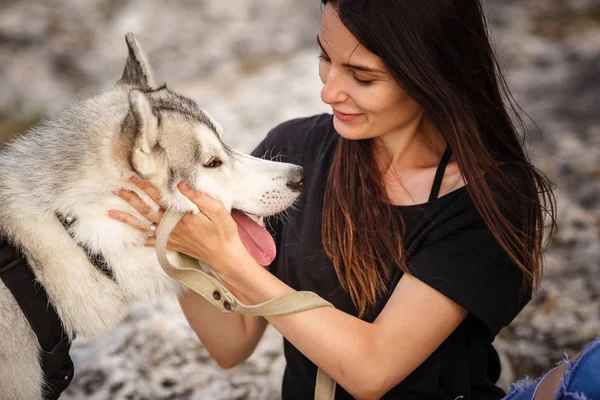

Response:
(109, 209), (154, 234)
(130, 175), (164, 206)
(114, 188), (164, 223)
(109, 209), (159, 248)
(177, 183), (225, 218)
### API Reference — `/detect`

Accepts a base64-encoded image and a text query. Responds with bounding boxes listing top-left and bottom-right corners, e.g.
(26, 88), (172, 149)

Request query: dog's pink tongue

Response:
(231, 210), (276, 267)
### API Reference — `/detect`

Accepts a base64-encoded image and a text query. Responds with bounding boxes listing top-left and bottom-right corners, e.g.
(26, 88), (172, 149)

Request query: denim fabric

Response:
(503, 338), (600, 400)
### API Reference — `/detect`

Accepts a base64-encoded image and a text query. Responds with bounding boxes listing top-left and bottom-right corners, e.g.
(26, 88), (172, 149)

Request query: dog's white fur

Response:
(0, 33), (302, 399)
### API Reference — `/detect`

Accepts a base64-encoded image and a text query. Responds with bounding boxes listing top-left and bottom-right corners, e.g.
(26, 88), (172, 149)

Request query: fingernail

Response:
(178, 182), (190, 192)
(130, 175), (141, 184)
(108, 210), (120, 220)
(113, 189), (123, 196)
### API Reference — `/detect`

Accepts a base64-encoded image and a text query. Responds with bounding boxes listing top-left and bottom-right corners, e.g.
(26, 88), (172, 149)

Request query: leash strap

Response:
(156, 211), (337, 400)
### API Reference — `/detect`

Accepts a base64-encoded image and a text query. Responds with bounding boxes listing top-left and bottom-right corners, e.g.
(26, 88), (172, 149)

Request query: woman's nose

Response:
(320, 70), (346, 105)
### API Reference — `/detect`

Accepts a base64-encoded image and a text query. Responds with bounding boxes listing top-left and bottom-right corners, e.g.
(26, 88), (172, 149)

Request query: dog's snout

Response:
(286, 167), (305, 192)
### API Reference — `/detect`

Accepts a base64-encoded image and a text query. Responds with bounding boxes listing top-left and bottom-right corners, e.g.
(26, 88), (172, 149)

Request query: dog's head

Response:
(117, 34), (303, 265)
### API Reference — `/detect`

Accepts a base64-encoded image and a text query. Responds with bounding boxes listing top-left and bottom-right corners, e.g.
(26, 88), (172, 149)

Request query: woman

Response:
(109, 1), (596, 399)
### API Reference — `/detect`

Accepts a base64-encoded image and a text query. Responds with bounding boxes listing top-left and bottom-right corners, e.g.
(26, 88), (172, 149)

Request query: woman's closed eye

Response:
(318, 51), (330, 63)
(318, 52), (375, 87)
(352, 75), (374, 87)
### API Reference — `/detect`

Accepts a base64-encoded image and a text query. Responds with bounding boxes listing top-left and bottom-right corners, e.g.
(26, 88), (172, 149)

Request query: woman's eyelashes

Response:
(318, 52), (375, 87)
(317, 52), (330, 63)
(353, 76), (374, 87)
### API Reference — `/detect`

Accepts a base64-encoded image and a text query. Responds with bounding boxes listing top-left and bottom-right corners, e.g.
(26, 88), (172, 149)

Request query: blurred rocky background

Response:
(0, 0), (598, 398)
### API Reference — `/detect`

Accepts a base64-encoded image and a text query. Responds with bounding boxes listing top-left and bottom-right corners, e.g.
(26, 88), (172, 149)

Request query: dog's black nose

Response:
(286, 167), (305, 192)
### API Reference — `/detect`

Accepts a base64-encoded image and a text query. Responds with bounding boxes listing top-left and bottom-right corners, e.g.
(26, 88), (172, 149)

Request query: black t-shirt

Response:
(251, 114), (532, 400)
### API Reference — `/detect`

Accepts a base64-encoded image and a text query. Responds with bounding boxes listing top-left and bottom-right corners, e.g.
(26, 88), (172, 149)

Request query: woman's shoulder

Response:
(251, 114), (335, 164)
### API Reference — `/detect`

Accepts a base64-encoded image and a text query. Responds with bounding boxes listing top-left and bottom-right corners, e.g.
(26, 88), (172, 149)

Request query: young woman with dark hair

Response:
(111, 1), (600, 399)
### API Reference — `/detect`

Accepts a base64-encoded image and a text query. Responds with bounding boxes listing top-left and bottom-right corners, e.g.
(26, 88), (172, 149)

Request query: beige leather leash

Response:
(156, 211), (337, 400)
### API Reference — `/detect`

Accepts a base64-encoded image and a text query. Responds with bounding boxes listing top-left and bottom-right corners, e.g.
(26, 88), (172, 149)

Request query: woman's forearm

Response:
(218, 255), (387, 399)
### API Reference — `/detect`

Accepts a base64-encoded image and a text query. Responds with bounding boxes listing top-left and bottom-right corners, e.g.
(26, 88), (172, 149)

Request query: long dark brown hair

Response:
(320, 0), (557, 318)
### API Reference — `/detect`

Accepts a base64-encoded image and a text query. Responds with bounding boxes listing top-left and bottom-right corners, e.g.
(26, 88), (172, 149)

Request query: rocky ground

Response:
(0, 0), (598, 398)
(485, 0), (600, 381)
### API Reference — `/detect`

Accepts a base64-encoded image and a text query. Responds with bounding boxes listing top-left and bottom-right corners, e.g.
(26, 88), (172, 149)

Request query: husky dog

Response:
(0, 33), (303, 399)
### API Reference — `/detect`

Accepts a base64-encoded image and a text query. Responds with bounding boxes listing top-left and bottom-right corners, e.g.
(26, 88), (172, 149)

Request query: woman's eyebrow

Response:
(316, 35), (385, 75)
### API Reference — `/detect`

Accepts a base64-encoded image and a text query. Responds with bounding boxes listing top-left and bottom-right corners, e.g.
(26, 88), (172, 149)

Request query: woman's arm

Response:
(179, 289), (268, 369)
(216, 250), (467, 400)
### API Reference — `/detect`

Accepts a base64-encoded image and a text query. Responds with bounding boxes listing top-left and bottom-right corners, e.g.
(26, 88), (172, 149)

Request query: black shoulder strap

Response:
(0, 239), (74, 399)
(428, 145), (453, 202)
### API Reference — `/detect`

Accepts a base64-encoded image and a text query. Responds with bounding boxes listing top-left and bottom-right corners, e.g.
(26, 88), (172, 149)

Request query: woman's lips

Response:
(333, 109), (363, 123)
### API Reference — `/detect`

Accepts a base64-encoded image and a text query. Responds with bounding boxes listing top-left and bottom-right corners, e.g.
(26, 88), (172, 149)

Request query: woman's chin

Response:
(333, 119), (368, 140)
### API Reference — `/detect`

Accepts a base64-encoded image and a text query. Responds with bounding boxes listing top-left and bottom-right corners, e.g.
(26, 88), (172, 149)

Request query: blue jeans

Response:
(503, 338), (600, 400)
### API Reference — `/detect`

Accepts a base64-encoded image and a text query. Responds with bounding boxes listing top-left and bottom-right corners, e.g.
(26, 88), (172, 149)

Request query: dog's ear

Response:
(118, 33), (155, 89)
(129, 90), (159, 178)
(202, 109), (225, 138)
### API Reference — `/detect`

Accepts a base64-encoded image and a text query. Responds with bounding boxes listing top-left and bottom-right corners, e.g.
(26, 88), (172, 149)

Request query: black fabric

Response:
(0, 238), (74, 400)
(251, 114), (533, 400)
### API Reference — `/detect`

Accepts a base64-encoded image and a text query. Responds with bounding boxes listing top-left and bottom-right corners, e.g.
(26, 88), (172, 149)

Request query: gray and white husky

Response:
(0, 33), (303, 399)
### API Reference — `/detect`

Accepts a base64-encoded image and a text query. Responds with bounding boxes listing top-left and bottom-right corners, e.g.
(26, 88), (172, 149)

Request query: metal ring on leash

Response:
(146, 223), (157, 239)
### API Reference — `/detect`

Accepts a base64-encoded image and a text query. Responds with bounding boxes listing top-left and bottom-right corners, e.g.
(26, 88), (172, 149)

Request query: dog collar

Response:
(55, 212), (116, 282)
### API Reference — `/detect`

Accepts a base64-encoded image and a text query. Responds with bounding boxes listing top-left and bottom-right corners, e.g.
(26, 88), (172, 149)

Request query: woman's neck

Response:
(373, 113), (446, 176)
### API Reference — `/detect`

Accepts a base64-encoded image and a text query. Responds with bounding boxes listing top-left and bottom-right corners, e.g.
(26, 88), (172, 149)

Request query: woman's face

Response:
(318, 4), (423, 141)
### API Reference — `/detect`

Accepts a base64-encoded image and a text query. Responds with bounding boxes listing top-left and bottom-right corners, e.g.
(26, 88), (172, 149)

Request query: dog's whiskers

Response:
(280, 209), (294, 225)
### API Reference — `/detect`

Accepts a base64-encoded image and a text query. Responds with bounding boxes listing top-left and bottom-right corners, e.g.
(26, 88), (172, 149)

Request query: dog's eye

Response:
(204, 158), (222, 168)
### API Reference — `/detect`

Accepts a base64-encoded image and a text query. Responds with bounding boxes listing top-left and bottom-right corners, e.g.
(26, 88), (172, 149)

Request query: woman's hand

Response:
(108, 176), (248, 273)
